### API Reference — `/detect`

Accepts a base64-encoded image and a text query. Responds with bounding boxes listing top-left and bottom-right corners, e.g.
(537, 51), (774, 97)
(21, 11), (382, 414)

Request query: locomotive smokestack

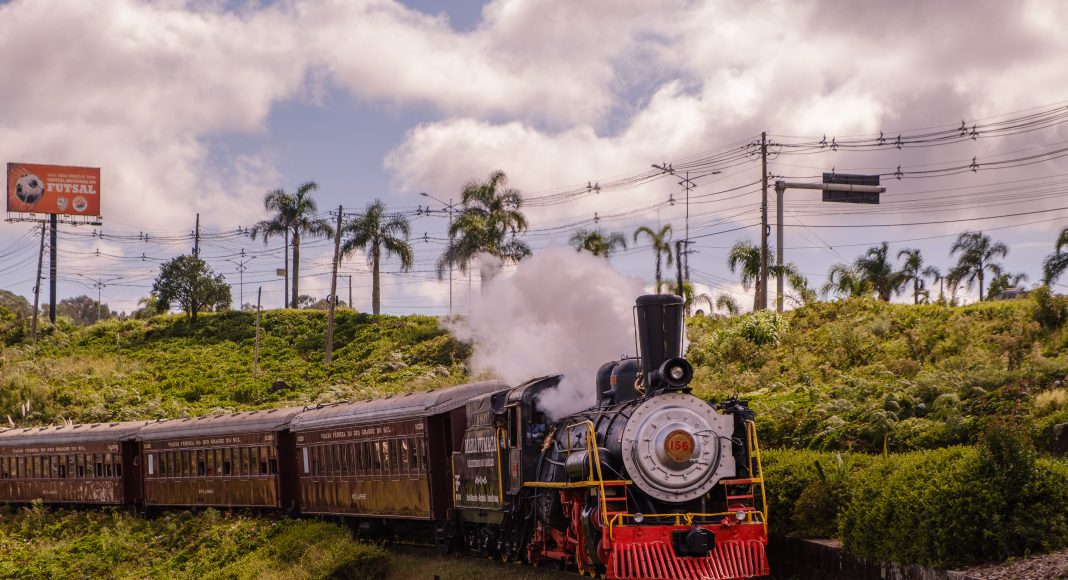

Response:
(634, 294), (690, 389)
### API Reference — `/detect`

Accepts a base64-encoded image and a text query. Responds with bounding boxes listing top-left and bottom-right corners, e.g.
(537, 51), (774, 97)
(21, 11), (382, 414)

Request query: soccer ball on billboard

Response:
(14, 173), (45, 207)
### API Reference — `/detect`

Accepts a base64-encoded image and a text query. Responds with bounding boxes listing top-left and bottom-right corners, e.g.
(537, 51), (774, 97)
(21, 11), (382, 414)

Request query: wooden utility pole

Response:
(324, 205), (343, 364)
(31, 223), (45, 341)
(254, 286), (262, 378)
(759, 132), (769, 311)
(193, 213), (201, 256)
(49, 214), (57, 323)
(675, 240), (684, 299)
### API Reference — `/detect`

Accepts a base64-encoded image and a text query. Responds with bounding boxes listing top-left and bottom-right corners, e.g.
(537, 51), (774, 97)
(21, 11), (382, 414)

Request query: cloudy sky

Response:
(2, 0), (1067, 315)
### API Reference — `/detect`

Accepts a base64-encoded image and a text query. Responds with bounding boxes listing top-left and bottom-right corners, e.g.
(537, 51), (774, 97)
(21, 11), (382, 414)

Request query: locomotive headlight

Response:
(633, 513), (644, 524)
(735, 510), (746, 521)
(656, 358), (694, 388)
(670, 366), (685, 380)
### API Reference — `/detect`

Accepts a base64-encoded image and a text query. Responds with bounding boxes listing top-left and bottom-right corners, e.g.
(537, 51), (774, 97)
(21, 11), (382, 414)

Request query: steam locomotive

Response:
(0, 294), (768, 580)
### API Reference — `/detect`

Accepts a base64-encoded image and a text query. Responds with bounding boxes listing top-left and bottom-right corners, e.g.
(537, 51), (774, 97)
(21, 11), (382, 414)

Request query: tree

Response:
(855, 242), (903, 301)
(570, 229), (627, 259)
(986, 272), (1028, 300)
(152, 255), (231, 320)
(634, 224), (674, 293)
(0, 290), (32, 319)
(773, 264), (816, 307)
(922, 265), (944, 303)
(341, 199), (414, 315)
(131, 294), (159, 320)
(949, 231), (1008, 301)
(897, 248), (927, 304)
(56, 295), (111, 326)
(250, 182), (333, 309)
(726, 239), (763, 310)
(437, 170), (530, 289)
(715, 294), (741, 316)
(1041, 226), (1068, 286)
(821, 263), (871, 299)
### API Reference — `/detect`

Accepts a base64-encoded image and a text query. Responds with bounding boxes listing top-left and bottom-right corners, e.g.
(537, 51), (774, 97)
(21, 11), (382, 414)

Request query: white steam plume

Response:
(451, 247), (645, 420)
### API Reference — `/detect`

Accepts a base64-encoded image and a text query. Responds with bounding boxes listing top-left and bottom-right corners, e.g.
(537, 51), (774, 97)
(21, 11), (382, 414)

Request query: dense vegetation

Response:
(0, 504), (389, 579)
(0, 309), (470, 425)
(688, 289), (1068, 454)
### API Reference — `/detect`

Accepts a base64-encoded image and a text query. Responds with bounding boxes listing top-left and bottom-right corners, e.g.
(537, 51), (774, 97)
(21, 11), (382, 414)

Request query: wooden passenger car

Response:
(0, 421), (146, 505)
(290, 381), (507, 521)
(138, 408), (301, 509)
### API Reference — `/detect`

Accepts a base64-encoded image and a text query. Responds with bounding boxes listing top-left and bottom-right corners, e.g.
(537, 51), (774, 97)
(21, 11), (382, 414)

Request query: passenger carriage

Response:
(0, 421), (146, 505)
(137, 408), (302, 509)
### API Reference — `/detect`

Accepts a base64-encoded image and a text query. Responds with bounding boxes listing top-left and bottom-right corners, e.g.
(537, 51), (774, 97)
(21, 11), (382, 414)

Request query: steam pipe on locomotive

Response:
(449, 294), (770, 579)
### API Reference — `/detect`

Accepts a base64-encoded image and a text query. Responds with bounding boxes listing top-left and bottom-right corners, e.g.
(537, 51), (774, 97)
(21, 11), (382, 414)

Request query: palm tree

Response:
(250, 188), (295, 307)
(949, 231), (1008, 301)
(855, 242), (904, 301)
(821, 263), (871, 299)
(570, 229), (627, 259)
(922, 265), (944, 303)
(897, 248), (926, 304)
(1041, 226), (1068, 286)
(986, 272), (1028, 300)
(634, 224), (674, 293)
(726, 239), (763, 310)
(774, 264), (816, 307)
(250, 182), (333, 309)
(715, 294), (741, 316)
(437, 170), (530, 290)
(341, 199), (414, 315)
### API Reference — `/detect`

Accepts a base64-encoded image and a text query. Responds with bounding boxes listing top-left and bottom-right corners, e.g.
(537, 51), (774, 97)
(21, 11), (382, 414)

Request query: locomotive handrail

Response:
(608, 509), (766, 530)
(745, 419), (769, 532)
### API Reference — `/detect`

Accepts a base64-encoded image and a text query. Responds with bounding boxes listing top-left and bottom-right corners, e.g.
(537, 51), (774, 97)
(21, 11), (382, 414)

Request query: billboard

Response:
(7, 163), (101, 217)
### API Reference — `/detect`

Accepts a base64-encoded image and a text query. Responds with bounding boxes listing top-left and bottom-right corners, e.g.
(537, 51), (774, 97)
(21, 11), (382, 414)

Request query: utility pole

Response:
(49, 214), (57, 323)
(92, 278), (105, 323)
(759, 132), (769, 311)
(254, 286), (262, 379)
(776, 182), (784, 313)
(339, 274), (352, 309)
(675, 240), (684, 298)
(193, 213), (201, 257)
(419, 192), (455, 317)
(31, 223), (45, 341)
(651, 165), (718, 290)
(325, 205), (343, 365)
(227, 250), (255, 310)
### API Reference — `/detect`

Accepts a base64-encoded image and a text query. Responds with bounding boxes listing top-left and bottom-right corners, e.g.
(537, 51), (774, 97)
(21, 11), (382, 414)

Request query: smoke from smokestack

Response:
(450, 247), (644, 419)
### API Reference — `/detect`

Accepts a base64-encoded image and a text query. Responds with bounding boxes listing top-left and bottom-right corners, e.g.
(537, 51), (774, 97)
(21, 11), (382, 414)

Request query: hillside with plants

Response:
(0, 309), (471, 426)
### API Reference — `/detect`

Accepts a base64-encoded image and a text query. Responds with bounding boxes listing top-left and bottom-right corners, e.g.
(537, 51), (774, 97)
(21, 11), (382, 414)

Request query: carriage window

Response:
(372, 442), (383, 473)
(1, 458), (8, 479)
(221, 448), (231, 476)
(58, 456), (67, 479)
(268, 446), (277, 475)
(244, 447), (254, 477)
(161, 452), (169, 478)
(400, 439), (410, 474)
(384, 440), (395, 475)
(333, 444), (342, 475)
(323, 445), (332, 476)
(104, 454), (113, 477)
(259, 447), (268, 476)
(67, 455), (76, 479)
(147, 453), (155, 476)
(302, 447), (310, 474)
(179, 451), (189, 478)
(205, 449), (215, 477)
(115, 461), (122, 478)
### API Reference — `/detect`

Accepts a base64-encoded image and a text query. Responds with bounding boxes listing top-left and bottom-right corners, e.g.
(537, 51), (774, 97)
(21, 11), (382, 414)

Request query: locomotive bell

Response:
(634, 294), (689, 389)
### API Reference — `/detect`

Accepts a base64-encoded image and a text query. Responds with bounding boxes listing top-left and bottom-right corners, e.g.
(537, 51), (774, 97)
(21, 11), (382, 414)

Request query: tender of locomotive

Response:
(450, 295), (770, 579)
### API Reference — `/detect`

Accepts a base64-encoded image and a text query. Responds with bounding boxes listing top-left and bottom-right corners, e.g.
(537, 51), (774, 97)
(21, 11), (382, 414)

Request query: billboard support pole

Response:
(49, 214), (57, 324)
(31, 223), (45, 341)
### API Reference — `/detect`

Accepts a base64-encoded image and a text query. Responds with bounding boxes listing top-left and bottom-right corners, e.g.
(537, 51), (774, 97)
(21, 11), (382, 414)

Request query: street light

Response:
(420, 192), (456, 317)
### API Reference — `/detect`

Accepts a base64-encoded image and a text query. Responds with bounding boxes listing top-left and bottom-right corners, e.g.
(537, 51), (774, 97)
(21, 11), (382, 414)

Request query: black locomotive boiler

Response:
(0, 294), (769, 580)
